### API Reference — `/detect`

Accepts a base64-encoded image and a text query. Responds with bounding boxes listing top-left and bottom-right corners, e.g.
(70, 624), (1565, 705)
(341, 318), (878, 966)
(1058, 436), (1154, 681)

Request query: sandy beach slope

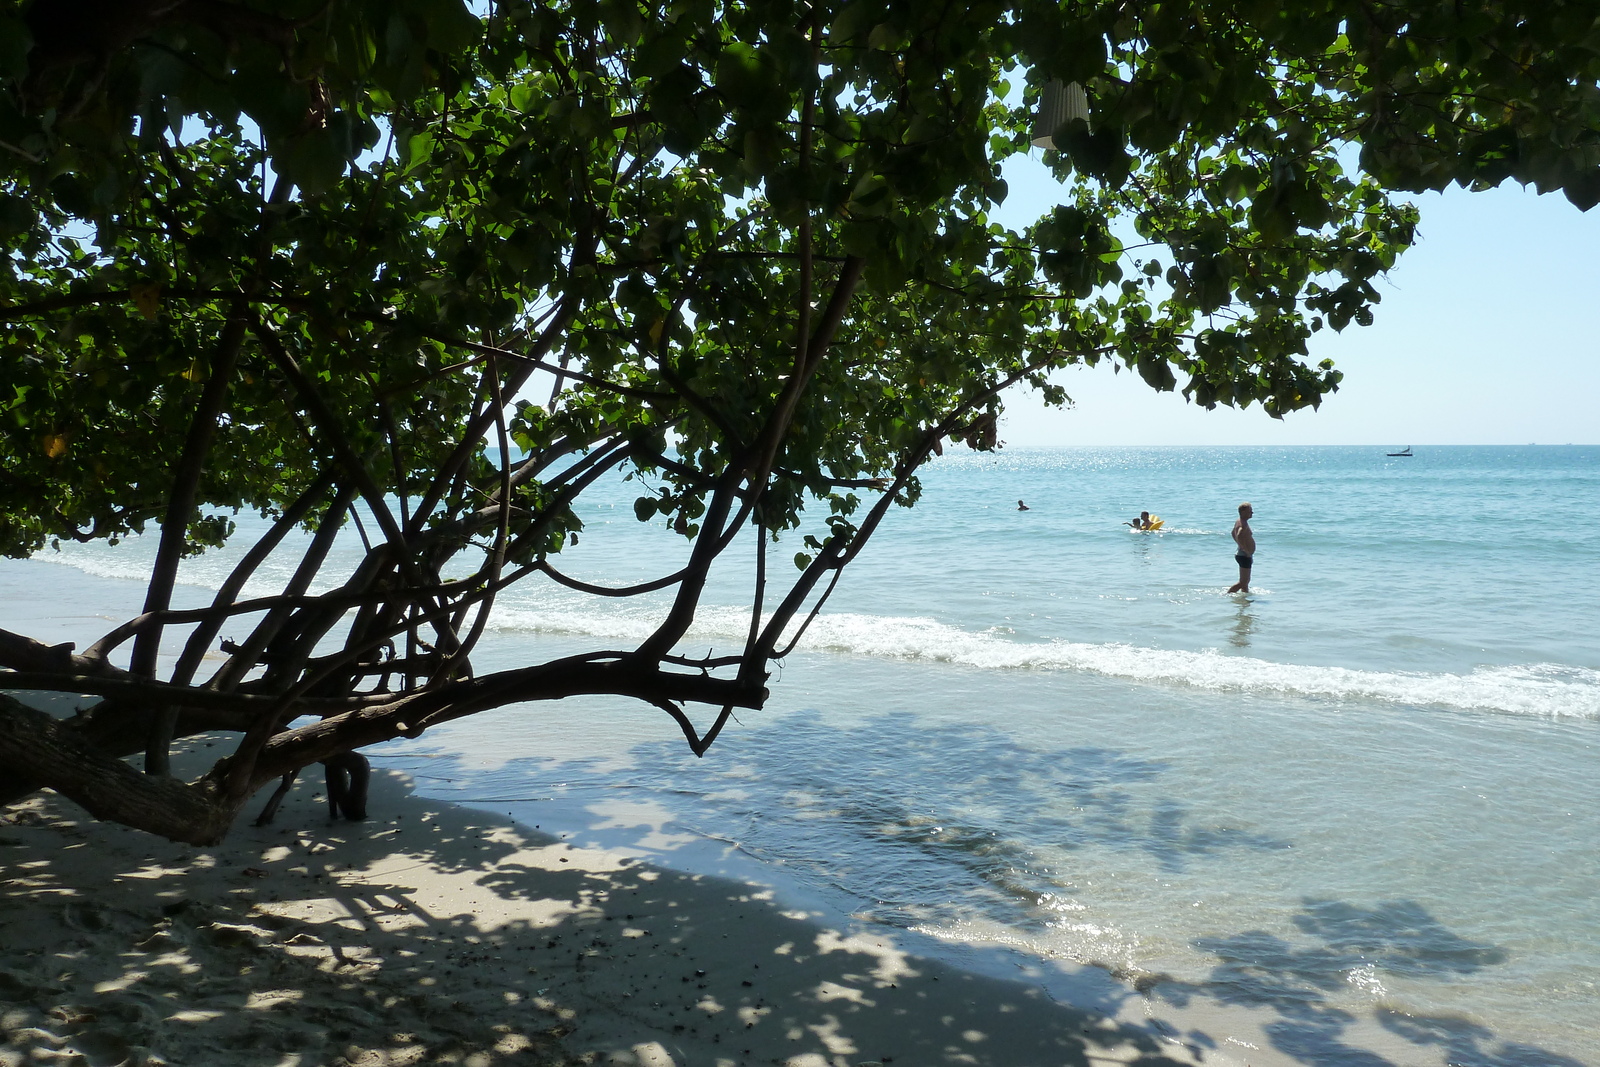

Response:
(3, 753), (1461, 1067)
(1, 760), (1211, 1067)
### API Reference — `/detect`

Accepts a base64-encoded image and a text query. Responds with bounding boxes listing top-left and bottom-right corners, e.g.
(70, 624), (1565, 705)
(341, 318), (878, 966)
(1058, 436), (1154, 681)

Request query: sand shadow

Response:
(1149, 898), (1583, 1067)
(408, 709), (1292, 935)
(2, 770), (1214, 1067)
(6, 708), (1585, 1066)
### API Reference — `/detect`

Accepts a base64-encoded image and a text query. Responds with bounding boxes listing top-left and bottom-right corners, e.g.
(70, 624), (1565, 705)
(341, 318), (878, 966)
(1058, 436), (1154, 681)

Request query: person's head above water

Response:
(1239, 502), (1253, 517)
(1140, 511), (1150, 520)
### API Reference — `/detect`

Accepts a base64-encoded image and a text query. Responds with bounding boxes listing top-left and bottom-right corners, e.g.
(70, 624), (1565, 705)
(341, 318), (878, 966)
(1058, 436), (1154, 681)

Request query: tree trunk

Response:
(0, 699), (239, 807)
(0, 693), (238, 844)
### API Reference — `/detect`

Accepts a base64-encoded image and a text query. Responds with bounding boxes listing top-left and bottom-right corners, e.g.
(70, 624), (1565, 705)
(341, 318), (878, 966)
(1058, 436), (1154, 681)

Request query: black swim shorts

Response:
(1235, 553), (1253, 567)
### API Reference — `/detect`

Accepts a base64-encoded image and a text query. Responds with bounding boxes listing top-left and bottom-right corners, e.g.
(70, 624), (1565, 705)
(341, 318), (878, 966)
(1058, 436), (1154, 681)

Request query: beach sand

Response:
(3, 760), (1232, 1067)
(2, 728), (1475, 1067)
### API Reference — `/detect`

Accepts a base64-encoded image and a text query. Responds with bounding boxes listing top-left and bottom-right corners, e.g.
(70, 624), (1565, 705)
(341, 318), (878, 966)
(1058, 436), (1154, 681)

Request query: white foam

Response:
(912, 898), (1140, 972)
(31, 537), (396, 598)
(28, 546), (1600, 721)
(488, 606), (1600, 721)
(28, 547), (158, 585)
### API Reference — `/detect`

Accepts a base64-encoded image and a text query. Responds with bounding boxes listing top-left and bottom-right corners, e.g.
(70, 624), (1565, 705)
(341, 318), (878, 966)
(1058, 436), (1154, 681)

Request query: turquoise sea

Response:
(5, 445), (1598, 1063)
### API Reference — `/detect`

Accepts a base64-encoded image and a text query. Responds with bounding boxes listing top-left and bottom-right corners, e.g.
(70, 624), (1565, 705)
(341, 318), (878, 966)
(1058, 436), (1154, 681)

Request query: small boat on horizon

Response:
(1387, 446), (1414, 457)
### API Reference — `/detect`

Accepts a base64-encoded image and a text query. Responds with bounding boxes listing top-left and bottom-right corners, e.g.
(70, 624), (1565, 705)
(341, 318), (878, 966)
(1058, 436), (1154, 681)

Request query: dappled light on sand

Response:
(7, 763), (1582, 1066)
(5, 771), (1214, 1067)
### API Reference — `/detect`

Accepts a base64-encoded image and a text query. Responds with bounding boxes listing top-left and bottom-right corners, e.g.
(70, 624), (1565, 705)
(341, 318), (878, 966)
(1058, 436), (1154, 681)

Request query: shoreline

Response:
(5, 752), (1476, 1067)
(3, 759), (1221, 1067)
(6, 507), (1598, 1067)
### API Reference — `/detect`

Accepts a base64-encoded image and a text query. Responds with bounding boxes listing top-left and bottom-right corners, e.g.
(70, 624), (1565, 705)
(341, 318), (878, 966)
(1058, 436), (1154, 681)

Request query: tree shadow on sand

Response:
(3, 774), (1208, 1067)
(1153, 898), (1585, 1067)
(6, 713), (1589, 1067)
(412, 710), (1290, 936)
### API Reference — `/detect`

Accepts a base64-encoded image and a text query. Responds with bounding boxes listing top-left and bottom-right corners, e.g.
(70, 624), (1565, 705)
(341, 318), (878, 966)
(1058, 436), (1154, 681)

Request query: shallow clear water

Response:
(7, 445), (1599, 1064)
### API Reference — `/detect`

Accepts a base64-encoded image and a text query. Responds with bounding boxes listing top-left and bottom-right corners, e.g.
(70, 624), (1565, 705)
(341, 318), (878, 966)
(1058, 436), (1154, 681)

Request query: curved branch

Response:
(165, 472), (338, 687)
(751, 354), (1061, 665)
(0, 628), (121, 678)
(533, 560), (691, 597)
(245, 654), (768, 783)
(249, 318), (409, 553)
(83, 578), (461, 666)
(208, 486), (360, 693)
(132, 301), (252, 774)
(650, 698), (713, 755)
(131, 176), (295, 773)
(771, 565), (845, 659)
(437, 356), (515, 681)
(0, 670), (379, 719)
(406, 228), (596, 537)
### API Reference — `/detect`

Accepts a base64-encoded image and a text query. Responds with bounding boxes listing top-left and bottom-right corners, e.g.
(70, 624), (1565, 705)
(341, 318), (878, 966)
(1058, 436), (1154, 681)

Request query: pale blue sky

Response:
(993, 156), (1600, 446)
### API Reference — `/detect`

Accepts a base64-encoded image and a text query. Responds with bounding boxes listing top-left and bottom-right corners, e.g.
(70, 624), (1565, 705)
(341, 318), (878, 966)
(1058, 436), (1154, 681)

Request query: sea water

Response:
(5, 446), (1598, 1063)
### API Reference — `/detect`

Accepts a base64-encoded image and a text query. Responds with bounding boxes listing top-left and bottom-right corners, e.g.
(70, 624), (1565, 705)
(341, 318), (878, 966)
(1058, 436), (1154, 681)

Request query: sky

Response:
(990, 157), (1600, 447)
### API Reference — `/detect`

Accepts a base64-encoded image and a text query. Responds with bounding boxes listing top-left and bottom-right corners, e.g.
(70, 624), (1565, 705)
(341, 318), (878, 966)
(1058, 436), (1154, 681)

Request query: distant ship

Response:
(1387, 446), (1414, 457)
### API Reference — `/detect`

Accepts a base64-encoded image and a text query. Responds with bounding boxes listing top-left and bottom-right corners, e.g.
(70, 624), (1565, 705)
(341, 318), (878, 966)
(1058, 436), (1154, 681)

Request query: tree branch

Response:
(0, 693), (235, 845)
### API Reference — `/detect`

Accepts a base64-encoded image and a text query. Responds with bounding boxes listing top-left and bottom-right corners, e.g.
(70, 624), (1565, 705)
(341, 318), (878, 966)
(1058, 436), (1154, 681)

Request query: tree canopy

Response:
(2, 0), (1597, 843)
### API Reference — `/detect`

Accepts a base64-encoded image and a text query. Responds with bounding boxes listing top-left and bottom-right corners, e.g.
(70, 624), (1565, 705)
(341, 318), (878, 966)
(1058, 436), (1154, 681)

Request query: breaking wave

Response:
(27, 547), (1600, 721)
(490, 605), (1600, 721)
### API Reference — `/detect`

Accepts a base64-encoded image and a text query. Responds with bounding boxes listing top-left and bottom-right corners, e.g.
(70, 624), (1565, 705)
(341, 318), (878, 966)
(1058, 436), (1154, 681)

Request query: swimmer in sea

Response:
(1228, 502), (1255, 593)
(1017, 500), (1029, 511)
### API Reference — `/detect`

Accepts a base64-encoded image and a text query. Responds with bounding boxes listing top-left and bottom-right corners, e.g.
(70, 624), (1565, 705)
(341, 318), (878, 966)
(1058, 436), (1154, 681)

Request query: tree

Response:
(2, 0), (1596, 844)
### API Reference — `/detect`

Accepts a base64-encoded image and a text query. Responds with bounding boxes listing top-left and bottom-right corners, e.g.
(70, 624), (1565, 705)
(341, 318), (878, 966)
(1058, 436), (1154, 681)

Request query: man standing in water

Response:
(1228, 502), (1255, 593)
